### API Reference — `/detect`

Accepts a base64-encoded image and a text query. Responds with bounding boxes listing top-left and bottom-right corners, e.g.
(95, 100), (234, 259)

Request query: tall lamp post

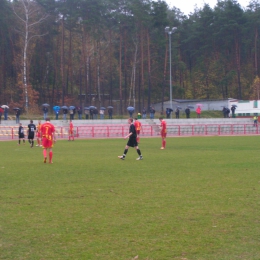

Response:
(165, 26), (177, 118)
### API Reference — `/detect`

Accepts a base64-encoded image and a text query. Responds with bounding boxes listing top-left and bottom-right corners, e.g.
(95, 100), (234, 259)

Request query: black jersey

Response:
(28, 123), (36, 135)
(18, 126), (24, 135)
(129, 124), (137, 139)
(127, 123), (138, 147)
(18, 126), (25, 138)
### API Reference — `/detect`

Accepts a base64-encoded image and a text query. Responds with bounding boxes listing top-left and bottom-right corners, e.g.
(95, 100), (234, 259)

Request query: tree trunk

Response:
(254, 26), (258, 77)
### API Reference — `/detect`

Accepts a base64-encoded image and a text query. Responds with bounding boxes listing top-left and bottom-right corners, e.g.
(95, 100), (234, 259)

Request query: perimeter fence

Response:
(0, 123), (259, 140)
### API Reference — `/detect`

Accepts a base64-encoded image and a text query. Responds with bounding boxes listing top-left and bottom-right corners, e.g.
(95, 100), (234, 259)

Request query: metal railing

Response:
(0, 124), (259, 140)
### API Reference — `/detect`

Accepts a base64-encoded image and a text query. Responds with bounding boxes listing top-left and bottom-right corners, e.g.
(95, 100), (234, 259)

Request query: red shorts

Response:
(42, 138), (53, 148)
(69, 129), (73, 135)
(136, 130), (140, 135)
(161, 133), (167, 138)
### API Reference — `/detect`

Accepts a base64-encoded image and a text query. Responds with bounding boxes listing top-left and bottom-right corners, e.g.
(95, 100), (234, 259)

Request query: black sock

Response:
(137, 149), (141, 156)
(123, 149), (128, 157)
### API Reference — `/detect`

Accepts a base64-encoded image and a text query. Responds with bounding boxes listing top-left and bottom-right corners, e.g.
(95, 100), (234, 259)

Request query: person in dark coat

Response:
(63, 108), (68, 120)
(93, 108), (98, 119)
(166, 108), (170, 119)
(4, 107), (8, 120)
(77, 106), (82, 119)
(231, 106), (236, 118)
(0, 109), (3, 124)
(90, 108), (94, 119)
(142, 108), (146, 119)
(16, 109), (21, 123)
(185, 107), (190, 118)
(43, 106), (48, 120)
(108, 108), (113, 119)
(175, 108), (180, 119)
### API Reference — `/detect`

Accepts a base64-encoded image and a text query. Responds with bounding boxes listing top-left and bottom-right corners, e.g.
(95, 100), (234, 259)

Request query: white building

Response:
(229, 100), (260, 116)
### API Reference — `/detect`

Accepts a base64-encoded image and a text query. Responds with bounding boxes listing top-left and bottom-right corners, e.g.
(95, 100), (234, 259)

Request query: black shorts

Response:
(127, 137), (138, 147)
(28, 134), (35, 139)
(19, 134), (24, 139)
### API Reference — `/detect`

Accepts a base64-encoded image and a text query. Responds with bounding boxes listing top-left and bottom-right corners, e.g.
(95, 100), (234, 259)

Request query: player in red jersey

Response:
(159, 117), (167, 149)
(68, 120), (74, 141)
(134, 118), (142, 143)
(40, 118), (56, 163)
(36, 120), (42, 147)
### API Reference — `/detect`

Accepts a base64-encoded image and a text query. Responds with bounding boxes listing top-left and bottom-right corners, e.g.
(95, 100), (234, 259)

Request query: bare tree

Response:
(12, 0), (48, 111)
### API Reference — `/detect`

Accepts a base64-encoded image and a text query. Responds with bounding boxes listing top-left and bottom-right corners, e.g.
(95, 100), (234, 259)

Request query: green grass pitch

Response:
(1, 136), (260, 259)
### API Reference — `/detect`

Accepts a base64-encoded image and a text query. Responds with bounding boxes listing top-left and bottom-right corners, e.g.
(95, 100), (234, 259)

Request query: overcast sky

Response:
(164, 0), (251, 15)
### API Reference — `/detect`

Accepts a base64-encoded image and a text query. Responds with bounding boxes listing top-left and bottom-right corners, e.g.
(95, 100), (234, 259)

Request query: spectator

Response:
(166, 108), (171, 119)
(69, 109), (74, 120)
(100, 109), (105, 119)
(90, 108), (94, 119)
(43, 106), (48, 120)
(226, 107), (230, 118)
(4, 107), (8, 120)
(128, 110), (134, 118)
(196, 106), (201, 118)
(77, 106), (82, 119)
(142, 108), (146, 119)
(16, 109), (20, 123)
(0, 109), (2, 124)
(84, 108), (89, 119)
(185, 107), (190, 118)
(55, 110), (59, 120)
(63, 108), (68, 120)
(175, 108), (180, 119)
(150, 106), (155, 119)
(231, 106), (236, 118)
(108, 108), (113, 119)
(93, 108), (98, 119)
(222, 107), (227, 118)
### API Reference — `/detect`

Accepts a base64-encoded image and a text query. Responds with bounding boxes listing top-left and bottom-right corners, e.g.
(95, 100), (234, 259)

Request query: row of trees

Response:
(0, 0), (260, 114)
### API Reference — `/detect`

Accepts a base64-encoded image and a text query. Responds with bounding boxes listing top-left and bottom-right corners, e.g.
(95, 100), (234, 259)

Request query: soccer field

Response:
(1, 136), (260, 259)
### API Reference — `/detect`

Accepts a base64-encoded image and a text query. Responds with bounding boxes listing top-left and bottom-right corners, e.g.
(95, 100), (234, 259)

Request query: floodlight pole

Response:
(165, 27), (177, 118)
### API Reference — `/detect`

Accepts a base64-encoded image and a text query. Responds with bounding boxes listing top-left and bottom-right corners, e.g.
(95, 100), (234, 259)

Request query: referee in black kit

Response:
(118, 118), (143, 161)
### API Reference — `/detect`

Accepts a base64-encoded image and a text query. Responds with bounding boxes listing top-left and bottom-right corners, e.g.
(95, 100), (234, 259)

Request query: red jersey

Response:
(160, 120), (167, 134)
(69, 122), (74, 134)
(36, 123), (41, 137)
(69, 122), (73, 131)
(134, 121), (142, 131)
(41, 122), (55, 141)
